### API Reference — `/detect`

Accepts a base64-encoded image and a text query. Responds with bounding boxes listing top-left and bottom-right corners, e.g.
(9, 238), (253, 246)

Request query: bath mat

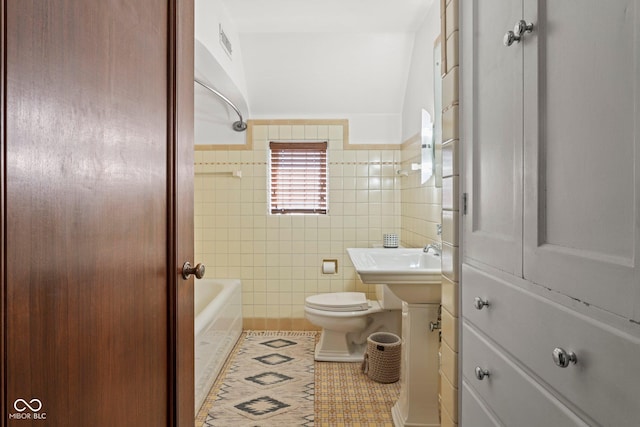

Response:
(201, 331), (316, 426)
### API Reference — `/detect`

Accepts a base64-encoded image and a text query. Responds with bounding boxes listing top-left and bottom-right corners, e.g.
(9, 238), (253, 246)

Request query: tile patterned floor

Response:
(315, 360), (400, 426)
(196, 331), (401, 427)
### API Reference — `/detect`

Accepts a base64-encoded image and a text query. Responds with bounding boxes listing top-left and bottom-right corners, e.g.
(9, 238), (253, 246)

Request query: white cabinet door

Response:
(522, 0), (640, 318)
(461, 1), (524, 276)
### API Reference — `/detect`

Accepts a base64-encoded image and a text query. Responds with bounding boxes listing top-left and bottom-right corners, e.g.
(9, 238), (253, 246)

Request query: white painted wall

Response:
(195, 0), (251, 145)
(401, 1), (441, 142)
(194, 41), (250, 145)
(195, 0), (248, 100)
(194, 0), (440, 146)
(240, 32), (415, 144)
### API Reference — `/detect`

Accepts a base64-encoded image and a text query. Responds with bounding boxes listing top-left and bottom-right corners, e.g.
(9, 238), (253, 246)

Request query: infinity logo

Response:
(14, 398), (42, 412)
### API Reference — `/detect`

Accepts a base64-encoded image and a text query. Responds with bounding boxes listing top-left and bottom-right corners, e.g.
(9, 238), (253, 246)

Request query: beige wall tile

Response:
(441, 306), (458, 352)
(243, 318), (254, 330)
(279, 125), (292, 139)
(266, 318), (279, 330)
(195, 120), (444, 329)
(441, 274), (458, 317)
(328, 125), (343, 140)
(440, 339), (458, 386)
(399, 134), (442, 249)
(441, 209), (459, 246)
(442, 66), (459, 109)
(440, 396), (458, 427)
(442, 176), (459, 211)
(268, 125), (279, 139)
(442, 242), (459, 282)
(445, 0), (458, 39)
(442, 139), (459, 178)
(195, 121), (410, 325)
(291, 125), (305, 139)
(440, 372), (459, 423)
(252, 125), (268, 140)
(441, 7), (460, 423)
(304, 125), (318, 139)
(442, 105), (459, 142)
(446, 31), (459, 73)
(440, 0), (447, 76)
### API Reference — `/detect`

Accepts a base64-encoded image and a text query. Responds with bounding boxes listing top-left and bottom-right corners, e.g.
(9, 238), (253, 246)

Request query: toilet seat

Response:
(304, 300), (382, 318)
(305, 292), (370, 312)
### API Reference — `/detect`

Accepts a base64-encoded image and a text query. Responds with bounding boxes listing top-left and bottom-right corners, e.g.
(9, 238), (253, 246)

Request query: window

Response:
(269, 141), (328, 214)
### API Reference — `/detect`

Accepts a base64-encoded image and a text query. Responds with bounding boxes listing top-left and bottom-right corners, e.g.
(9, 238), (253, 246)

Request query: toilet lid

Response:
(305, 292), (370, 312)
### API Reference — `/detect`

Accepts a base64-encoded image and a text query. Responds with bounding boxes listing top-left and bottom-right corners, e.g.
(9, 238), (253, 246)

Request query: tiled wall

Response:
(399, 134), (442, 249)
(440, 0), (460, 426)
(194, 120), (405, 330)
(195, 119), (443, 331)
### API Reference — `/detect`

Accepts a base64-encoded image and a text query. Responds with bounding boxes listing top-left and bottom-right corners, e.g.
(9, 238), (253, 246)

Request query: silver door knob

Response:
(552, 347), (577, 368)
(429, 321), (441, 332)
(475, 366), (490, 381)
(182, 261), (205, 280)
(473, 297), (490, 310)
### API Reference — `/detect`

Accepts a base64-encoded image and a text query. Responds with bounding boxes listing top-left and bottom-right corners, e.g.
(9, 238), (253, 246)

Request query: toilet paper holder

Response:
(322, 259), (338, 274)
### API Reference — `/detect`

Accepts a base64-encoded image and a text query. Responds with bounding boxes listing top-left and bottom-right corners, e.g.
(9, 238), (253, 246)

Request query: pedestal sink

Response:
(347, 248), (441, 427)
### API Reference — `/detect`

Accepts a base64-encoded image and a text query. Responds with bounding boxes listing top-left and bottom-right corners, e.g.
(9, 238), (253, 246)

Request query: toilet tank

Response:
(375, 284), (403, 309)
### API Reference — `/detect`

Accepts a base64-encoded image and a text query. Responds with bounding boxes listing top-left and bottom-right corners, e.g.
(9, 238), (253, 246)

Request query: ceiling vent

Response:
(219, 24), (232, 59)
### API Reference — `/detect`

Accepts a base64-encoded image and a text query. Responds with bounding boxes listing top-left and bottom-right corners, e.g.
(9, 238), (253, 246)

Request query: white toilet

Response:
(304, 285), (402, 362)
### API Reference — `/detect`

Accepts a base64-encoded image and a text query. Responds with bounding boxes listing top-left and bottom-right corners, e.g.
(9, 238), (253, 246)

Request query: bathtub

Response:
(194, 279), (242, 412)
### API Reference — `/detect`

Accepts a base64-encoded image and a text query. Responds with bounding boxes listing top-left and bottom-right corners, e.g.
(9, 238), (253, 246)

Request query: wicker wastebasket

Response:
(361, 332), (402, 383)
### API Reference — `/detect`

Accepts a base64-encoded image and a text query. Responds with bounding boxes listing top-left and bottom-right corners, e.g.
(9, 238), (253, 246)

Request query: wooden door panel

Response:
(461, 0), (524, 276)
(173, 0), (195, 422)
(2, 0), (194, 425)
(523, 0), (640, 318)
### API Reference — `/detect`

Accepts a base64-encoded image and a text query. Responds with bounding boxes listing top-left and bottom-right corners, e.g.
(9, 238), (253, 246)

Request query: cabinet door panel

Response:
(461, 0), (523, 275)
(523, 0), (640, 318)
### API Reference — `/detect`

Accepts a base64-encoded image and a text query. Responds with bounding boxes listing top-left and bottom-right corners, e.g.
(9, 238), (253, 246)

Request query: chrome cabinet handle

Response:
(473, 297), (490, 310)
(504, 20), (534, 46)
(182, 261), (205, 280)
(552, 347), (578, 368)
(475, 366), (490, 381)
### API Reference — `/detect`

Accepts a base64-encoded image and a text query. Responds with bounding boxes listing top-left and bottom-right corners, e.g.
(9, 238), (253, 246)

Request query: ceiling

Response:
(219, 0), (435, 121)
(221, 0), (434, 33)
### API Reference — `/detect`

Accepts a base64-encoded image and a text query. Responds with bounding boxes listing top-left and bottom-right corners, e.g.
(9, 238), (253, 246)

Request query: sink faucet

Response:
(423, 243), (442, 256)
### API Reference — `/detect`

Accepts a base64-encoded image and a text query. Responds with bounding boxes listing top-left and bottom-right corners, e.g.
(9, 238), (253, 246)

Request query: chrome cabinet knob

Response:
(475, 366), (490, 381)
(552, 347), (578, 368)
(514, 20), (534, 36)
(504, 20), (534, 46)
(504, 30), (520, 46)
(473, 297), (490, 310)
(182, 261), (205, 280)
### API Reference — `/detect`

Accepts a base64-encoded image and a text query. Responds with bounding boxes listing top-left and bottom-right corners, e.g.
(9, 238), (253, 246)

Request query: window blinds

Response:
(269, 141), (328, 214)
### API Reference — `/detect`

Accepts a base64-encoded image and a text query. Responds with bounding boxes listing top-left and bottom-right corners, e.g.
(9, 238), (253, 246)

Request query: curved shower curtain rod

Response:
(194, 77), (247, 132)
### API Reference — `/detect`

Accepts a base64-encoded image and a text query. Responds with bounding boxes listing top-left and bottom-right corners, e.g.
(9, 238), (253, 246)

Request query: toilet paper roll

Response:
(322, 261), (336, 274)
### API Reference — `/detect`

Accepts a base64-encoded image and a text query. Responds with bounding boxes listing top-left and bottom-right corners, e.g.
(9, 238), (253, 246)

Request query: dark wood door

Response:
(1, 0), (194, 425)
